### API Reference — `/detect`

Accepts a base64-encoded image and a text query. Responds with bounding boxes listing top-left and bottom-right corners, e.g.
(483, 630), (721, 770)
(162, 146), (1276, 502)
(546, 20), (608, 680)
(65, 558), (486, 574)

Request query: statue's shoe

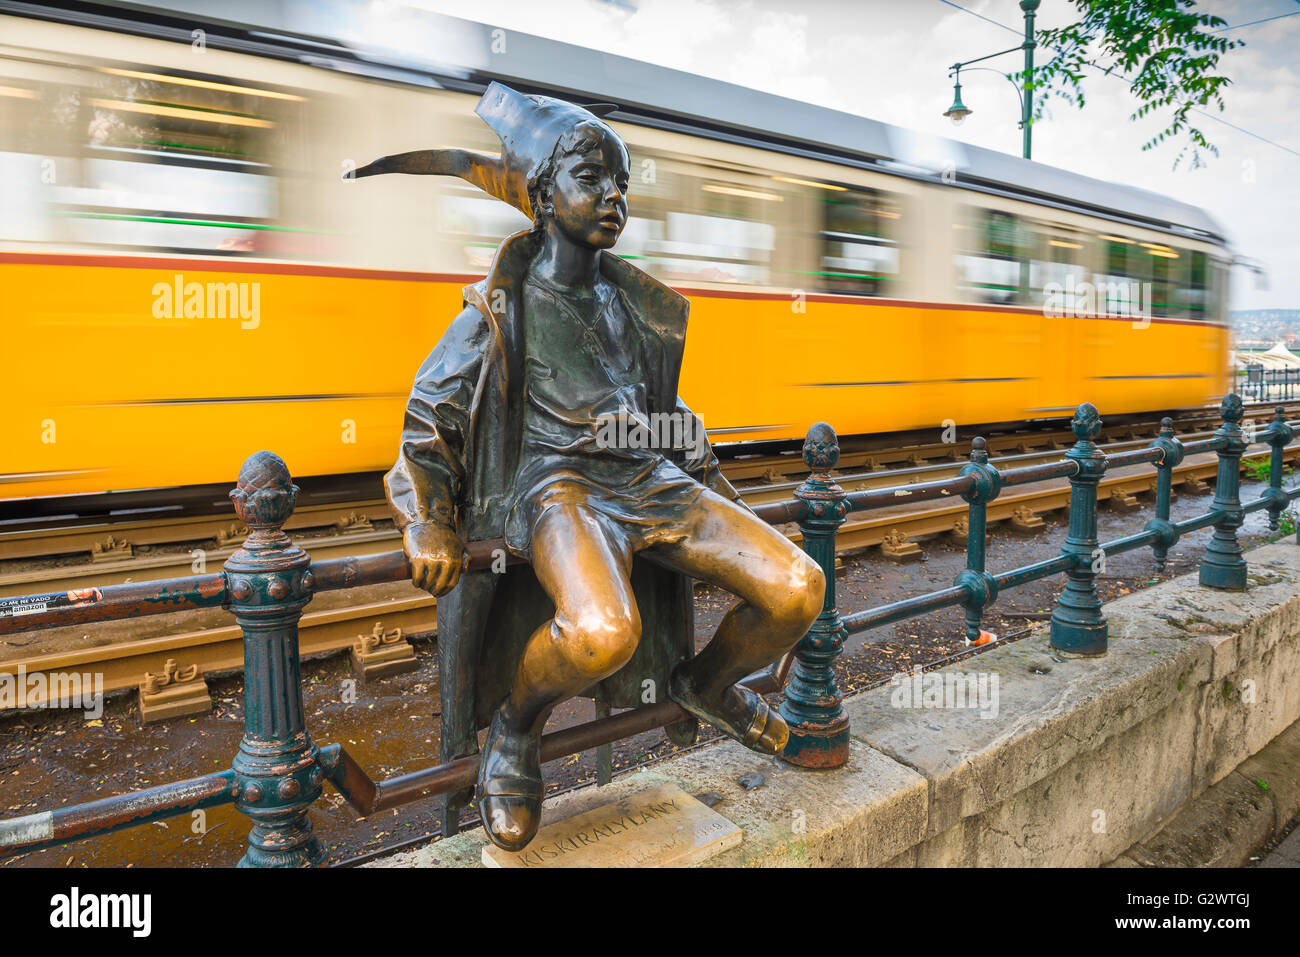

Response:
(477, 706), (544, 851)
(667, 668), (789, 756)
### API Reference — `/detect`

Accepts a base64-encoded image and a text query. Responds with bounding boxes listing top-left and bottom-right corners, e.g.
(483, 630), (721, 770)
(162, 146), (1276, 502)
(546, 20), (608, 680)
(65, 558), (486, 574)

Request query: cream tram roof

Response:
(7, 0), (1228, 245)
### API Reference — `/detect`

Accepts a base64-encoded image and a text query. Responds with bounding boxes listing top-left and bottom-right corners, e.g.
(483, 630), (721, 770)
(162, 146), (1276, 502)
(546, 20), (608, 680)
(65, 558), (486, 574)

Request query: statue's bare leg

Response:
(478, 503), (639, 849)
(646, 489), (825, 754)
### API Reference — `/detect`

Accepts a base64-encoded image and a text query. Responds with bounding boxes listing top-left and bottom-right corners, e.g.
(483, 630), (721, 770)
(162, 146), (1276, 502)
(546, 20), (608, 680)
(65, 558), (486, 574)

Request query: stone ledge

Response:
(844, 630), (1205, 841)
(370, 738), (928, 868)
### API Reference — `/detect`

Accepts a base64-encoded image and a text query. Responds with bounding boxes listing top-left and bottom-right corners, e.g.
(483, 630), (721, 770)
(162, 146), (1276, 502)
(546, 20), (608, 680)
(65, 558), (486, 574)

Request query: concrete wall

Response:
(372, 542), (1300, 868)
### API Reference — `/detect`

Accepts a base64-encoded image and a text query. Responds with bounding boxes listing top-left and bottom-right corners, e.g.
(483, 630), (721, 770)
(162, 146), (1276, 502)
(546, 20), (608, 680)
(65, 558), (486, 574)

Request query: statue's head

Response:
(527, 118), (630, 250)
(354, 81), (628, 248)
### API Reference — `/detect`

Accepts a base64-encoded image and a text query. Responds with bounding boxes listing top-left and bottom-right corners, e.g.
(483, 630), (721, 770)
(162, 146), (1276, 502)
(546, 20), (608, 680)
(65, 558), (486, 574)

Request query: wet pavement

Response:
(0, 475), (1290, 867)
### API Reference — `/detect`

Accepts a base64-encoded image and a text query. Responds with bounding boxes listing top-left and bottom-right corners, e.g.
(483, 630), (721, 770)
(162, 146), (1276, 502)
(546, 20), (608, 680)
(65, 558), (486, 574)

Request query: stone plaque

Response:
(481, 783), (741, 868)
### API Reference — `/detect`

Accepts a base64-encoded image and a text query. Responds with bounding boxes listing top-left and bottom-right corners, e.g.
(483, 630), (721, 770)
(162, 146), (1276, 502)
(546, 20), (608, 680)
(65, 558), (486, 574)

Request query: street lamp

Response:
(943, 77), (972, 126)
(942, 0), (1040, 158)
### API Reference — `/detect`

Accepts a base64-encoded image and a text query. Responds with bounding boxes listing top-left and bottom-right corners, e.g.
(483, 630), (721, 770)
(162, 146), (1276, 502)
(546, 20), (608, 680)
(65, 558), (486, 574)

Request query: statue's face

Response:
(547, 130), (630, 250)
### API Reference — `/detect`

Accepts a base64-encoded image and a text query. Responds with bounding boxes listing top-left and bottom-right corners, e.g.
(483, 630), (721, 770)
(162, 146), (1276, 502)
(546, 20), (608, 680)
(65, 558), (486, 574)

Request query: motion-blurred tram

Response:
(0, 2), (1233, 506)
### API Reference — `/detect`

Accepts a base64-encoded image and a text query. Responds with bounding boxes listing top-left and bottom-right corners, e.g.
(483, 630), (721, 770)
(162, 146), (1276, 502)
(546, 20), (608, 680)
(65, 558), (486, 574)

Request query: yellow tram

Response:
(0, 3), (1232, 505)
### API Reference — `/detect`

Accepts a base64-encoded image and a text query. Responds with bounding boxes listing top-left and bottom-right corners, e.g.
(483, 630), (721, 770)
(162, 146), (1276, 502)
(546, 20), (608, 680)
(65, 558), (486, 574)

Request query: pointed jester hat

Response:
(353, 81), (619, 219)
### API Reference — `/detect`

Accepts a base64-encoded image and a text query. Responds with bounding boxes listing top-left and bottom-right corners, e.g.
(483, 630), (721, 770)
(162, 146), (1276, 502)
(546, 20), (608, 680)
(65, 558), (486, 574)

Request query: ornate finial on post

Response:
(780, 423), (850, 769)
(1071, 401), (1103, 443)
(1220, 392), (1244, 424)
(803, 421), (840, 474)
(230, 451), (298, 536)
(956, 436), (1003, 644)
(225, 452), (323, 867)
(1146, 417), (1184, 572)
(1200, 393), (1248, 590)
(1050, 403), (1109, 656)
(1264, 406), (1294, 532)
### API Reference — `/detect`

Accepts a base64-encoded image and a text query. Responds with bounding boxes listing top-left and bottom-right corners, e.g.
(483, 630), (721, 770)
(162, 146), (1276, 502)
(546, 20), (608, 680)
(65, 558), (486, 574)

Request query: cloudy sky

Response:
(395, 0), (1299, 311)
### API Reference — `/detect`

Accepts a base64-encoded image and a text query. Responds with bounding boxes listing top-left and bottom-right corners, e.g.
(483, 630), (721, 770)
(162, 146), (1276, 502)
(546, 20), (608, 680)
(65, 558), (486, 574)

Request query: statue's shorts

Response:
(505, 457), (708, 559)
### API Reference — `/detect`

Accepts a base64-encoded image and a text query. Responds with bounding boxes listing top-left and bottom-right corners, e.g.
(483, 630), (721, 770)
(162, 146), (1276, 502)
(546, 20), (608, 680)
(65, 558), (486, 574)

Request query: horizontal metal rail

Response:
(826, 399), (1300, 662)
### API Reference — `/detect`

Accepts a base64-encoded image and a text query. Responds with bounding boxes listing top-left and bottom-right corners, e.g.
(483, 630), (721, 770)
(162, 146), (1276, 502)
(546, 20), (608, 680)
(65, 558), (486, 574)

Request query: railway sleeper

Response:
(350, 622), (420, 681)
(90, 535), (132, 563)
(138, 658), (211, 724)
(880, 528), (923, 561)
(1008, 505), (1046, 532)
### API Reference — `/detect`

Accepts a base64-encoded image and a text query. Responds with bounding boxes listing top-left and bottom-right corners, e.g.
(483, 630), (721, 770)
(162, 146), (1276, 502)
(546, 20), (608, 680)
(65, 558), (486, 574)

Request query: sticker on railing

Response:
(0, 588), (102, 620)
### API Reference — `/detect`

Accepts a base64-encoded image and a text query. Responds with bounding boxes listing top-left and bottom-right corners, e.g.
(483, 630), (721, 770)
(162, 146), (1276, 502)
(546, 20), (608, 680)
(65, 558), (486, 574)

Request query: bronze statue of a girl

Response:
(357, 82), (824, 851)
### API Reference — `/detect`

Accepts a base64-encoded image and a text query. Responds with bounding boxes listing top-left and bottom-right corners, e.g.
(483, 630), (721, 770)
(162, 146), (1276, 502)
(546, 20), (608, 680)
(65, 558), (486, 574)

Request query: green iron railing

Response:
(0, 392), (1292, 864)
(1240, 365), (1300, 403)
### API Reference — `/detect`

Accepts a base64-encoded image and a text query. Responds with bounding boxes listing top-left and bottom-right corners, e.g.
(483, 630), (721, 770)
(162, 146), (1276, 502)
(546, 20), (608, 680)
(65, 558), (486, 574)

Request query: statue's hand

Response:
(404, 522), (465, 596)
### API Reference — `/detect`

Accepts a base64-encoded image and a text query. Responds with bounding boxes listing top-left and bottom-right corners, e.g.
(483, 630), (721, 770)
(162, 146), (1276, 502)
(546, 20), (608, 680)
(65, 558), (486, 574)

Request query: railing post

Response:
(1147, 417), (1184, 572)
(224, 451), (324, 867)
(1265, 405), (1294, 532)
(1050, 403), (1108, 656)
(956, 437), (1002, 642)
(1200, 393), (1248, 590)
(780, 423), (850, 769)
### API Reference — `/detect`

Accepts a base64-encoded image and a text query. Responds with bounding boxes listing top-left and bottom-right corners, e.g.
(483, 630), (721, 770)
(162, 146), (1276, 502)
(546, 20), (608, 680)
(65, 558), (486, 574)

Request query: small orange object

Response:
(973, 630), (995, 646)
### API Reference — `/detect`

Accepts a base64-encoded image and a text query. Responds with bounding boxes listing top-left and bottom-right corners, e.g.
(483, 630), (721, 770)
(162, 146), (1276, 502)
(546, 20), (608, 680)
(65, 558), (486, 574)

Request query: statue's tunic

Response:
(505, 269), (704, 555)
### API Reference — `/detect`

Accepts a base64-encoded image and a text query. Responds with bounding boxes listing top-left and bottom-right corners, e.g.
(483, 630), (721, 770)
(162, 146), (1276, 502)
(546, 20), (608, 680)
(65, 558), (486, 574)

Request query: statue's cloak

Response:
(384, 229), (742, 820)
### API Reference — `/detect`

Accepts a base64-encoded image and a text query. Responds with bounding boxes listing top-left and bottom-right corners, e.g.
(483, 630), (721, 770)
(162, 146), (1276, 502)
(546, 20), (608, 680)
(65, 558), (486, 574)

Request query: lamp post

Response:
(943, 0), (1040, 159)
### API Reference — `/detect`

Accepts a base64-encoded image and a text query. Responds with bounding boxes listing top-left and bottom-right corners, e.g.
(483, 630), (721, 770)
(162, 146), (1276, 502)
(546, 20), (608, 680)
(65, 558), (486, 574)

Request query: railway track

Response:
(0, 424), (1240, 599)
(2, 406), (1296, 718)
(3, 401), (1290, 566)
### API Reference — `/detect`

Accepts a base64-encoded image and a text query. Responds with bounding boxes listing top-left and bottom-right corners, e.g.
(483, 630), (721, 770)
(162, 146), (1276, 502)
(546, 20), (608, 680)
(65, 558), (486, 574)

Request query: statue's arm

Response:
(673, 397), (750, 511)
(384, 304), (488, 532)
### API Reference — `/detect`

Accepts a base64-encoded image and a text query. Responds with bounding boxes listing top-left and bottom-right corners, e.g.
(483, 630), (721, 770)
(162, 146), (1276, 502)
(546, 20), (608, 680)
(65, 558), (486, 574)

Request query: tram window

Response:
(1143, 243), (1182, 318)
(1029, 230), (1087, 311)
(617, 215), (665, 269)
(957, 209), (1029, 305)
(1125, 240), (1181, 318)
(1209, 257), (1228, 323)
(655, 210), (774, 284)
(1093, 235), (1147, 317)
(439, 189), (532, 270)
(1180, 250), (1210, 320)
(813, 187), (899, 296)
(2, 58), (307, 255)
(622, 159), (779, 286)
(56, 157), (275, 252)
(0, 72), (52, 241)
